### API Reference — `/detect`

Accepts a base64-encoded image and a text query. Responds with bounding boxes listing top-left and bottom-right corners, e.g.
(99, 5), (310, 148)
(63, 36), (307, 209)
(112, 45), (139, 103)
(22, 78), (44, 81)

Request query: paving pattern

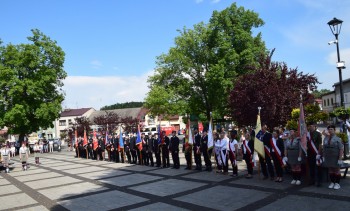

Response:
(1, 149), (350, 210)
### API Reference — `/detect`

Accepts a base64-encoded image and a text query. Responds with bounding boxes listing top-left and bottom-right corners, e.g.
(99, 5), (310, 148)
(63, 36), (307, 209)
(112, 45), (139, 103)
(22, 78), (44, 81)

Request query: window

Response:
(331, 98), (334, 105)
(327, 99), (330, 106)
(324, 100), (326, 106)
(345, 94), (348, 103)
(68, 119), (72, 125)
(59, 120), (66, 126)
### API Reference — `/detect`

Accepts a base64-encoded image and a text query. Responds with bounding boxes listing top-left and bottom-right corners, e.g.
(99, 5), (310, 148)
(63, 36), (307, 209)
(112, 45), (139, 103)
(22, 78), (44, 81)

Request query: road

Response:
(0, 148), (350, 210)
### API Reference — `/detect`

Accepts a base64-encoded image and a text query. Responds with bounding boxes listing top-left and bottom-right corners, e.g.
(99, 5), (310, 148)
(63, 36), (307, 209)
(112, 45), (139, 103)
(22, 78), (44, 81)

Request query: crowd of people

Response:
(74, 122), (345, 190)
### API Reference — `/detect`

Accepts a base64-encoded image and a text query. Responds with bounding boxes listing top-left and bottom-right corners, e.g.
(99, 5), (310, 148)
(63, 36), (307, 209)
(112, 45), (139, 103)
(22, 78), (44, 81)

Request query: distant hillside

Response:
(100, 101), (144, 110)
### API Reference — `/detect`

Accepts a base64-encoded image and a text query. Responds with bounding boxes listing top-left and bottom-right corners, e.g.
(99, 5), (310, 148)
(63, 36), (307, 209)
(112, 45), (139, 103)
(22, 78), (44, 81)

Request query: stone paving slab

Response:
(100, 173), (163, 187)
(257, 195), (350, 211)
(10, 168), (50, 177)
(182, 171), (232, 182)
(38, 162), (69, 167)
(230, 176), (292, 190)
(78, 169), (131, 180)
(25, 176), (82, 189)
(50, 163), (89, 170)
(148, 167), (192, 176)
(299, 178), (350, 197)
(15, 172), (63, 182)
(0, 184), (21, 196)
(16, 205), (49, 211)
(0, 178), (11, 186)
(63, 166), (107, 174)
(129, 202), (190, 211)
(58, 190), (148, 210)
(39, 182), (108, 200)
(130, 179), (207, 196)
(175, 185), (271, 210)
(119, 165), (158, 172)
(0, 193), (37, 210)
(100, 162), (134, 169)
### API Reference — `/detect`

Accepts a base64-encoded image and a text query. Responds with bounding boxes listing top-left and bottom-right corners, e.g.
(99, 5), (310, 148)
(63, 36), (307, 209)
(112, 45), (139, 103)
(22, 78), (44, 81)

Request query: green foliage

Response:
(146, 3), (266, 121)
(331, 107), (350, 119)
(101, 101), (144, 110)
(336, 132), (348, 144)
(285, 104), (328, 129)
(0, 29), (66, 139)
(312, 89), (331, 99)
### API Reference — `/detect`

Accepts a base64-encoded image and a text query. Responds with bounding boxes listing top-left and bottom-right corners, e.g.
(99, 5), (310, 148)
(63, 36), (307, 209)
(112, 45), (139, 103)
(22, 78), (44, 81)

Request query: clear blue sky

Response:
(1, 0), (350, 109)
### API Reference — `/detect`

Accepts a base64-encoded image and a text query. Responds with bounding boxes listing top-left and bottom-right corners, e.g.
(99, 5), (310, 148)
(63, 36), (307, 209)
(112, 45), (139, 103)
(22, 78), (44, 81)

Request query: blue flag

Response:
(136, 125), (142, 150)
(119, 127), (124, 149)
(157, 124), (162, 144)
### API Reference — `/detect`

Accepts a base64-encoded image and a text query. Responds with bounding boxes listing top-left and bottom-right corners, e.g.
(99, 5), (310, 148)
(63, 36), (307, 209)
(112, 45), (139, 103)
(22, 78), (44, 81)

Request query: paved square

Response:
(63, 166), (107, 174)
(130, 179), (207, 196)
(100, 173), (163, 187)
(0, 184), (21, 195)
(38, 182), (108, 200)
(78, 169), (130, 180)
(129, 202), (190, 211)
(15, 172), (63, 182)
(0, 193), (37, 210)
(16, 205), (49, 211)
(119, 165), (158, 172)
(230, 176), (292, 190)
(148, 168), (191, 176)
(58, 190), (148, 210)
(257, 195), (350, 211)
(10, 168), (50, 177)
(175, 185), (271, 210)
(0, 178), (11, 186)
(299, 179), (350, 197)
(25, 176), (82, 189)
(182, 171), (232, 182)
(50, 163), (89, 170)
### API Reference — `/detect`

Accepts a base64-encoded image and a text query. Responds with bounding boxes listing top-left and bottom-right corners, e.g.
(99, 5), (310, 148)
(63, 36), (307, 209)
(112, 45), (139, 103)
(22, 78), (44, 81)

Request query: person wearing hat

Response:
(322, 125), (344, 190)
(169, 130), (180, 169)
(307, 122), (323, 186)
(193, 128), (202, 170)
(283, 127), (302, 185)
(201, 129), (212, 171)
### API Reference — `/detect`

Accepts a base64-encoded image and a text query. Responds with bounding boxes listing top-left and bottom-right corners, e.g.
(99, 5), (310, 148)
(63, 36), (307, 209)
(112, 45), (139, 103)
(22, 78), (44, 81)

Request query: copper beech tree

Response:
(229, 52), (319, 129)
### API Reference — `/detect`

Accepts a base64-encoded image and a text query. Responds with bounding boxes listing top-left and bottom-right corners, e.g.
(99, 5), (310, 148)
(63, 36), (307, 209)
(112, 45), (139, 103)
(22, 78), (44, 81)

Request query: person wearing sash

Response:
(229, 130), (239, 177)
(201, 129), (212, 172)
(214, 132), (223, 173)
(161, 131), (170, 168)
(19, 142), (29, 171)
(283, 128), (302, 185)
(242, 133), (254, 178)
(215, 131), (228, 174)
(322, 125), (344, 190)
(256, 124), (275, 180)
(307, 122), (322, 186)
(193, 128), (202, 170)
(271, 129), (284, 182)
(1, 144), (10, 173)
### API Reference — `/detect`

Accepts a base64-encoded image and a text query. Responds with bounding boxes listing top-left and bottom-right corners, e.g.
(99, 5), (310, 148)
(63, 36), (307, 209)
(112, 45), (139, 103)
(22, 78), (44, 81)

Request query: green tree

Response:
(146, 3), (266, 121)
(312, 89), (331, 99)
(0, 29), (66, 143)
(100, 101), (144, 110)
(286, 104), (329, 129)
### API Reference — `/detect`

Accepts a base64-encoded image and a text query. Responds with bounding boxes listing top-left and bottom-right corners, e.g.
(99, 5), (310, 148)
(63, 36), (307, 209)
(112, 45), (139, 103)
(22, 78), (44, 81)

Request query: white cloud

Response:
(326, 48), (350, 66)
(62, 71), (153, 110)
(90, 60), (102, 69)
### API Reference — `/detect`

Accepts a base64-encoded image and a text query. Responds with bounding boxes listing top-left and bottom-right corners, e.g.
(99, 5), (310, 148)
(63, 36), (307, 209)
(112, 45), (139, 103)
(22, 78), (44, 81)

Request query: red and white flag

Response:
(298, 103), (308, 154)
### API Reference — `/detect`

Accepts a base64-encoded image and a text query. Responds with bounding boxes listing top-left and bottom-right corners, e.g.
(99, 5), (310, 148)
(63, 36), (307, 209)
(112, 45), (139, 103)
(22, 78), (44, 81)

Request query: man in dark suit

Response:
(193, 128), (202, 170)
(170, 131), (180, 169)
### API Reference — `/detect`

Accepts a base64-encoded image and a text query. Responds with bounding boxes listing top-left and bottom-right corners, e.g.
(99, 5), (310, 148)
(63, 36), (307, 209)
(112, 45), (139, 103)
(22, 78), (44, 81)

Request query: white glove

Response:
(316, 155), (321, 160)
(338, 160), (343, 165)
(283, 157), (288, 162)
(297, 157), (302, 162)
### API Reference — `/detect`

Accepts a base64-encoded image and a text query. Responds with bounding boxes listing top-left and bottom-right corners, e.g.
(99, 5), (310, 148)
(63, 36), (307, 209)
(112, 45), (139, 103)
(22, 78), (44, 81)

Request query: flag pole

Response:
(257, 107), (261, 178)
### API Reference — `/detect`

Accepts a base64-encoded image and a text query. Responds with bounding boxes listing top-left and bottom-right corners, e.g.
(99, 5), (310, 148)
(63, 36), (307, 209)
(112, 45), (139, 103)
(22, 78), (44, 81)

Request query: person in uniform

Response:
(201, 129), (212, 171)
(193, 128), (202, 170)
(242, 133), (254, 178)
(283, 128), (302, 185)
(19, 142), (29, 171)
(146, 132), (154, 166)
(141, 133), (147, 165)
(256, 124), (275, 180)
(98, 136), (105, 161)
(1, 144), (10, 172)
(229, 130), (239, 177)
(153, 133), (161, 167)
(124, 135), (132, 163)
(161, 131), (170, 168)
(170, 131), (180, 169)
(33, 142), (41, 165)
(130, 133), (137, 164)
(184, 130), (193, 170)
(215, 131), (228, 174)
(307, 122), (323, 186)
(271, 129), (284, 182)
(322, 125), (344, 190)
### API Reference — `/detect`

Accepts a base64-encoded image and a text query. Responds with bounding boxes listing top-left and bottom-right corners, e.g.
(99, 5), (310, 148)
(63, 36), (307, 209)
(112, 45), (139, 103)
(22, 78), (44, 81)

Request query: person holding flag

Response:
(135, 125), (143, 165)
(184, 123), (194, 170)
(119, 129), (125, 163)
(193, 128), (202, 170)
(256, 124), (275, 180)
(154, 125), (162, 167)
(97, 136), (105, 161)
(201, 129), (212, 172)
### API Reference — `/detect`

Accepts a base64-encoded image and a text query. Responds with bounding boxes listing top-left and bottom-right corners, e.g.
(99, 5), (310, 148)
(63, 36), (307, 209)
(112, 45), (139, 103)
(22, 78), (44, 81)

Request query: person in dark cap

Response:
(201, 129), (212, 171)
(170, 130), (180, 169)
(307, 122), (322, 186)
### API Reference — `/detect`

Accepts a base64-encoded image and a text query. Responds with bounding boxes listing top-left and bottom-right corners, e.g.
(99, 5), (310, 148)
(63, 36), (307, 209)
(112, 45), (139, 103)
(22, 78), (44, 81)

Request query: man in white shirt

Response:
(49, 139), (54, 153)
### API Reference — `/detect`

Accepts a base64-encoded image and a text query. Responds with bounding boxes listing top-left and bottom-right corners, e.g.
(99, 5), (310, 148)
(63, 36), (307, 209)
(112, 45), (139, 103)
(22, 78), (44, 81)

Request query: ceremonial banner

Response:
(208, 116), (213, 149)
(254, 113), (265, 158)
(298, 103), (308, 154)
(186, 119), (194, 145)
(74, 129), (78, 146)
(93, 129), (98, 150)
(83, 128), (88, 146)
(119, 127), (124, 149)
(136, 125), (142, 151)
(105, 124), (109, 145)
(157, 124), (162, 145)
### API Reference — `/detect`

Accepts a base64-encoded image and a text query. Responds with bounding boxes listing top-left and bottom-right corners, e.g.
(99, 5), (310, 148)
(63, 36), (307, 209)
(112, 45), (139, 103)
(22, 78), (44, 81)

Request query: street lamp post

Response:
(328, 17), (345, 107)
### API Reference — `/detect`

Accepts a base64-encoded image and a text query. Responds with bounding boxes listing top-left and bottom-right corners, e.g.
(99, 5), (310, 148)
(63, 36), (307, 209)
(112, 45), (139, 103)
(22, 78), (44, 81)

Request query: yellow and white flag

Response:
(254, 113), (265, 158)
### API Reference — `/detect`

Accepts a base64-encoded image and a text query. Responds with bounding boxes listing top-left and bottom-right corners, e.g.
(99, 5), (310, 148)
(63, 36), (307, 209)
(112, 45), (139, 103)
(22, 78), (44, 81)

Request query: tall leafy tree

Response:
(229, 52), (319, 129)
(146, 3), (266, 121)
(0, 29), (66, 142)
